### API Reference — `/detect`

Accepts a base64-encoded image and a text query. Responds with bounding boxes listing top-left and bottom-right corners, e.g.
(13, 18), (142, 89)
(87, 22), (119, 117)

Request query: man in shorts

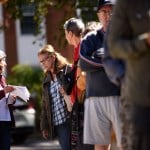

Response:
(79, 0), (121, 149)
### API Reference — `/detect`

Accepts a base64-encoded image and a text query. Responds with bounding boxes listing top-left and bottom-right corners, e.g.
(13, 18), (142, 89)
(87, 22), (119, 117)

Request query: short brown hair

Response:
(63, 18), (85, 37)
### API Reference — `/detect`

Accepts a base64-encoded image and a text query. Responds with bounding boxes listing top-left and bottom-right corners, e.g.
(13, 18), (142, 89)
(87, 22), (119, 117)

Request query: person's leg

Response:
(55, 121), (71, 150)
(77, 126), (94, 150)
(95, 144), (110, 150)
(141, 133), (150, 150)
(92, 96), (121, 150)
(84, 97), (111, 146)
(0, 122), (11, 150)
(109, 96), (122, 149)
(119, 96), (135, 150)
(132, 106), (150, 150)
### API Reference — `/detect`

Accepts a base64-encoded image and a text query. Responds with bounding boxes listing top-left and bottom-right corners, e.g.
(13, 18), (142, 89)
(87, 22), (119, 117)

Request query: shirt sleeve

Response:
(79, 32), (104, 72)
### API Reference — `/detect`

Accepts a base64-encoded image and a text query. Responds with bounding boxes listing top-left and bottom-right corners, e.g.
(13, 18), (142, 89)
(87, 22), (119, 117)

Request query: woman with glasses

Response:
(38, 44), (71, 150)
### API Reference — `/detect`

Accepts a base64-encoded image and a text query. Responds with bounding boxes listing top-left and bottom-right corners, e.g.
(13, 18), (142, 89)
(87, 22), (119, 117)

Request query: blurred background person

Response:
(107, 0), (150, 149)
(0, 50), (16, 150)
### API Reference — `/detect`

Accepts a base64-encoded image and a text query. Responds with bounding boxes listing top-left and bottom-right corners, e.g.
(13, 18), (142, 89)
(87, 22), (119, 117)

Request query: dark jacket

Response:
(107, 0), (150, 106)
(40, 66), (69, 140)
(79, 29), (120, 98)
(40, 72), (55, 140)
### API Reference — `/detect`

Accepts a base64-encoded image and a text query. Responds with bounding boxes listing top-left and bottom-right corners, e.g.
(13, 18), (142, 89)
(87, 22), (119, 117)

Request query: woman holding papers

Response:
(38, 44), (71, 150)
(0, 50), (16, 150)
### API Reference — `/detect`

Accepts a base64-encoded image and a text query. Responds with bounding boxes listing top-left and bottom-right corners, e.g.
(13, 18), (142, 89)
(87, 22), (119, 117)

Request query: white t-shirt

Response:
(0, 95), (11, 121)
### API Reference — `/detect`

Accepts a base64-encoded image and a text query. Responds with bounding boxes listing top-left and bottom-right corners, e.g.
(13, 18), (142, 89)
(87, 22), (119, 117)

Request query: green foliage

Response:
(8, 64), (43, 88)
(7, 64), (43, 102)
(4, 0), (53, 34)
(3, 0), (77, 34)
(7, 64), (44, 131)
(3, 0), (98, 34)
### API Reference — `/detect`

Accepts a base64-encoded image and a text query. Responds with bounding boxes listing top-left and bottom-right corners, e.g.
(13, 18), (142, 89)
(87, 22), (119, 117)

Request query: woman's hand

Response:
(42, 130), (49, 139)
(7, 94), (16, 104)
(59, 86), (65, 95)
(4, 85), (15, 94)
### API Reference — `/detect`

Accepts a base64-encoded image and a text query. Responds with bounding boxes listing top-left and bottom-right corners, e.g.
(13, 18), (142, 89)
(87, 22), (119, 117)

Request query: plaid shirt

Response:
(50, 77), (68, 126)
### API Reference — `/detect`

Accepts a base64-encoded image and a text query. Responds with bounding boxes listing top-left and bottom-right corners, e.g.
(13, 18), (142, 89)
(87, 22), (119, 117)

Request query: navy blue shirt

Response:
(79, 29), (120, 98)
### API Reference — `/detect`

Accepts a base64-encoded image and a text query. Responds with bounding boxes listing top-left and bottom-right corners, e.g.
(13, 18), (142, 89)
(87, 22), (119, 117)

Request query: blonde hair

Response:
(38, 44), (69, 73)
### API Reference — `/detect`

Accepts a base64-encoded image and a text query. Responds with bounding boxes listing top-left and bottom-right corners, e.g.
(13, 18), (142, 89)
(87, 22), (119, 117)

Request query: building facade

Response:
(0, 4), (74, 74)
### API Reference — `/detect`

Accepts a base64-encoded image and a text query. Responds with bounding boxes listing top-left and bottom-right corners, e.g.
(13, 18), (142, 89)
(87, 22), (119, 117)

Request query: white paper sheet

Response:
(10, 86), (30, 102)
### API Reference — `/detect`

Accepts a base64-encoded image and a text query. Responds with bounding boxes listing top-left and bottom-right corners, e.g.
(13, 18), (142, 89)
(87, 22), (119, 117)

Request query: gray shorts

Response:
(83, 96), (121, 147)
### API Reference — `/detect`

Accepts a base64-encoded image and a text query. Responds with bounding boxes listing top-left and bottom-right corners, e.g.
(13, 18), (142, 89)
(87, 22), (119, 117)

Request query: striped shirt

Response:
(50, 77), (68, 126)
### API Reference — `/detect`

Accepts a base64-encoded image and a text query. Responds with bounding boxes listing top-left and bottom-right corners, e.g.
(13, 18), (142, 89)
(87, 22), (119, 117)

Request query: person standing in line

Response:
(79, 0), (122, 150)
(38, 44), (71, 150)
(77, 21), (102, 91)
(63, 18), (94, 150)
(63, 17), (85, 104)
(0, 50), (16, 150)
(107, 0), (150, 149)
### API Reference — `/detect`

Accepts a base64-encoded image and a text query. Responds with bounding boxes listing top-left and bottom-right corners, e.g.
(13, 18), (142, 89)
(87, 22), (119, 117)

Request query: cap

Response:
(0, 50), (6, 60)
(97, 0), (113, 12)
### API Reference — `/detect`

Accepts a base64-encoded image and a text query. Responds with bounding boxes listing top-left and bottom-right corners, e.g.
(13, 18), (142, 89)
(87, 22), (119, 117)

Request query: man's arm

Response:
(79, 32), (104, 72)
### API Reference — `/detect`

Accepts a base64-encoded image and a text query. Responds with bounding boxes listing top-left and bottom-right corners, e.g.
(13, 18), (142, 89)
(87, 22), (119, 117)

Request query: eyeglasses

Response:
(39, 55), (50, 64)
(98, 10), (112, 16)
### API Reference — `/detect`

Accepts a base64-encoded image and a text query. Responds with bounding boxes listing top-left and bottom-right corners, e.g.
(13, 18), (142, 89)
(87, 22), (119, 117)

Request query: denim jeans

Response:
(55, 121), (71, 150)
(0, 122), (11, 150)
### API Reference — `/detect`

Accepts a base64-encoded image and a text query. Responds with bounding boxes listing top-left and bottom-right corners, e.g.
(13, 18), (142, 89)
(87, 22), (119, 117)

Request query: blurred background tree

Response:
(1, 0), (98, 34)
(0, 0), (8, 3)
(7, 64), (44, 131)
(77, 0), (98, 22)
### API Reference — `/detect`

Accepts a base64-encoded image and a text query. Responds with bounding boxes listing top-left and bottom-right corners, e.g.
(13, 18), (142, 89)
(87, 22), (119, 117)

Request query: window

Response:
(76, 0), (98, 23)
(20, 4), (37, 35)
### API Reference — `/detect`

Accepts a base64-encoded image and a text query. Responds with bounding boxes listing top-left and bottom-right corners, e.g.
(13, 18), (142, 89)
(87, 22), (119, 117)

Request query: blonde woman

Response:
(38, 44), (71, 150)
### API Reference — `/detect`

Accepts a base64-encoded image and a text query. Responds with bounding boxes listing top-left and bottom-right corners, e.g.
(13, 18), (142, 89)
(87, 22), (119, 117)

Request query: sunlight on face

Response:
(0, 58), (7, 74)
(38, 54), (54, 72)
(97, 5), (113, 31)
(65, 30), (74, 45)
